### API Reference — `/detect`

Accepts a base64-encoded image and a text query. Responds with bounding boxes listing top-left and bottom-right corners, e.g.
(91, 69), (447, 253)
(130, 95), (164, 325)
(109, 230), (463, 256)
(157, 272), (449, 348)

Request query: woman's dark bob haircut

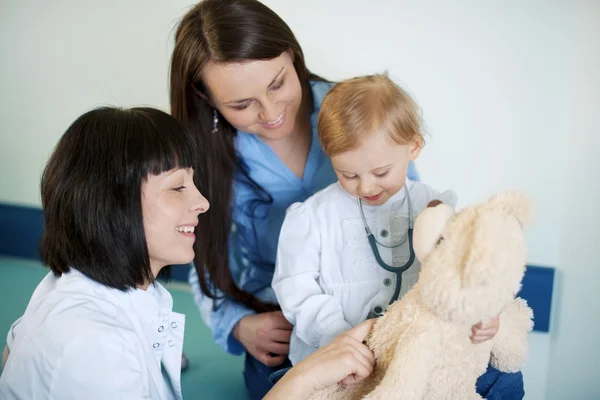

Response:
(40, 106), (197, 290)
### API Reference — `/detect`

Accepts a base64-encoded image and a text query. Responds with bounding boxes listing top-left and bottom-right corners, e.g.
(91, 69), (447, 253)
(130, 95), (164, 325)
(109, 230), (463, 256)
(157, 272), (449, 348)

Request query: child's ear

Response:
(409, 136), (424, 160)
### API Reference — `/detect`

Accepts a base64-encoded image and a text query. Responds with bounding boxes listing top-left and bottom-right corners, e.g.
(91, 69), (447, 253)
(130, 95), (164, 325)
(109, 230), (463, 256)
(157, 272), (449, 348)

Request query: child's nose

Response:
(359, 179), (375, 195)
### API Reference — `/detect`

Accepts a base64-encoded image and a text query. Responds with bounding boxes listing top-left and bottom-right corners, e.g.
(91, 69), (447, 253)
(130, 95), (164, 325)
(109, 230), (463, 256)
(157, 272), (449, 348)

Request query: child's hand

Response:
(470, 316), (500, 344)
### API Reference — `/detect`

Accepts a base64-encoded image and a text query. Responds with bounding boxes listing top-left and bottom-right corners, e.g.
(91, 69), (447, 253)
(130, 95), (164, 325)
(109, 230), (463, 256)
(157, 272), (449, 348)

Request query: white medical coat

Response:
(0, 269), (185, 399)
(273, 180), (457, 364)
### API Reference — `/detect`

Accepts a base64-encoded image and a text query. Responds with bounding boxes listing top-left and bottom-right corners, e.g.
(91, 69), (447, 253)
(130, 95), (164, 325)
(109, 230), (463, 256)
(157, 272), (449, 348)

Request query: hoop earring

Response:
(212, 109), (219, 134)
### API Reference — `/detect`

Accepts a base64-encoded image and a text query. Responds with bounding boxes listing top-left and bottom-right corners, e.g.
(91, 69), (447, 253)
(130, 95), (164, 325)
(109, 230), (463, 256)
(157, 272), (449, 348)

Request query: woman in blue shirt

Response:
(169, 2), (399, 398)
(169, 1), (521, 400)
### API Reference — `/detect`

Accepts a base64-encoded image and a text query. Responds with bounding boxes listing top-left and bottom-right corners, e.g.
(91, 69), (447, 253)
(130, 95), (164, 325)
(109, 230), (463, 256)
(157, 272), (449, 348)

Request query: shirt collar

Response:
(63, 268), (173, 316)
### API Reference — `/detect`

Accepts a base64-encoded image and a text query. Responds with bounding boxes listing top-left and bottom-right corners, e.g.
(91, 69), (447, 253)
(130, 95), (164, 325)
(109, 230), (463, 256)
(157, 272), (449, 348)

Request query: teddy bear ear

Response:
(413, 201), (455, 262)
(489, 190), (534, 228)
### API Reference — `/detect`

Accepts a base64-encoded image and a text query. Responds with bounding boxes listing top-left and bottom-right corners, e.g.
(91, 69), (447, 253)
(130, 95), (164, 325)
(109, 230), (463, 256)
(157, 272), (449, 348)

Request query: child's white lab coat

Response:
(0, 268), (185, 399)
(273, 180), (456, 365)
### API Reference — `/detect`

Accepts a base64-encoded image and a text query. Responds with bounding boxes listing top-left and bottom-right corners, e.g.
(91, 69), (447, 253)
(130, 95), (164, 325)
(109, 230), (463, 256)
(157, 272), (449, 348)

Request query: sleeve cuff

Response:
(213, 302), (255, 356)
(319, 319), (353, 348)
(436, 189), (458, 208)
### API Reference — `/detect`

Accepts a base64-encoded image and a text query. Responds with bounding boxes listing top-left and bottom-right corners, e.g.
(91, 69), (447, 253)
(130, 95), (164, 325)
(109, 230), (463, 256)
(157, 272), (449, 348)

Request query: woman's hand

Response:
(233, 311), (293, 367)
(265, 319), (376, 400)
(470, 315), (500, 344)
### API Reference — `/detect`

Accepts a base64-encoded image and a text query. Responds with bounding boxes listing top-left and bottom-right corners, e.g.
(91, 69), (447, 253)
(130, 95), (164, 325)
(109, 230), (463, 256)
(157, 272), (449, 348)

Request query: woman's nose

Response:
(258, 100), (281, 123)
(191, 187), (210, 215)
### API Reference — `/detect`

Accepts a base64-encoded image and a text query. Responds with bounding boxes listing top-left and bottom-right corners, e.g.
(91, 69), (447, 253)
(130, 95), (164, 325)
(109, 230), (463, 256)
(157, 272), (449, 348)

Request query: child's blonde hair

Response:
(318, 74), (424, 156)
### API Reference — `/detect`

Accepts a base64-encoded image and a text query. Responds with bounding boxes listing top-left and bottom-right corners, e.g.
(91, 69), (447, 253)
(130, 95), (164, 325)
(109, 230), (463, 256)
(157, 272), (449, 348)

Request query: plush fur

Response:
(309, 191), (534, 400)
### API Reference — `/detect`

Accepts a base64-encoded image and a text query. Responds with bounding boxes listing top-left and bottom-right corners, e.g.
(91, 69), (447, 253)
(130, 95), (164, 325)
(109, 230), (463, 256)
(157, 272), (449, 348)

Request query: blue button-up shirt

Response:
(189, 80), (419, 355)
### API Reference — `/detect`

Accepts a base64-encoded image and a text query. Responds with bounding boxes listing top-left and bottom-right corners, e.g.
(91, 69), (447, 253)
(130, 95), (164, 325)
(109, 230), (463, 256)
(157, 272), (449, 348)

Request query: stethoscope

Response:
(357, 185), (416, 304)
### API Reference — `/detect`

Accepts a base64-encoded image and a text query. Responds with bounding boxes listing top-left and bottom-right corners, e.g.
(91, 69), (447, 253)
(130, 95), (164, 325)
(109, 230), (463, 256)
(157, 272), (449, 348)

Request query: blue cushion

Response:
(518, 265), (555, 332)
(0, 204), (44, 260)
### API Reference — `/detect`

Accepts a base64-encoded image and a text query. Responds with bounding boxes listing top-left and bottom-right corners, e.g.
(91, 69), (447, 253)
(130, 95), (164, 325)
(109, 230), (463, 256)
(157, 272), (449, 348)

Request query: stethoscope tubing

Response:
(358, 185), (416, 303)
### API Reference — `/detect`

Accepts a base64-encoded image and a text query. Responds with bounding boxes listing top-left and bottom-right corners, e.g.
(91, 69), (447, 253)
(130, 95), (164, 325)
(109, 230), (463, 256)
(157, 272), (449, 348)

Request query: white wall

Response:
(1, 1), (598, 398)
(546, 2), (600, 399)
(0, 0), (186, 206)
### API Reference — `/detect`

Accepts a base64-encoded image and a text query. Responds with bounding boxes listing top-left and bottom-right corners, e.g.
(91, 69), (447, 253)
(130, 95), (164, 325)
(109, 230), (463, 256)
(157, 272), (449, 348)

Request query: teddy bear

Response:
(309, 190), (534, 400)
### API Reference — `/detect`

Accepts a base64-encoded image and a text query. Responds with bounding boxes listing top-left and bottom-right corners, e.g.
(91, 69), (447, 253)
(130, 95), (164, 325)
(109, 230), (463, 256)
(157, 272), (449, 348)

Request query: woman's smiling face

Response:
(202, 50), (304, 141)
(142, 168), (209, 276)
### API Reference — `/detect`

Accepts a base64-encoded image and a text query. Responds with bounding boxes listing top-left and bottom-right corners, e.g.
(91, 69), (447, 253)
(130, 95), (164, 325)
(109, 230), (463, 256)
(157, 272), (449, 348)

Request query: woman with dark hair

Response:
(0, 106), (377, 400)
(169, 2), (418, 398)
(0, 106), (209, 398)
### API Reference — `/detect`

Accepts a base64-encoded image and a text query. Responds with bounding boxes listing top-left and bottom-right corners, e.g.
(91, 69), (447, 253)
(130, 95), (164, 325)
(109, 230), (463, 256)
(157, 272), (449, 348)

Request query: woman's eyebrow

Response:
(267, 67), (285, 89)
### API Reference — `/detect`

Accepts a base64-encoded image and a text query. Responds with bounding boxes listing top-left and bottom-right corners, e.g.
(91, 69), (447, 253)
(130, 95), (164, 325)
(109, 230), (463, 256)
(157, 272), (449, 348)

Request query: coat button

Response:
(380, 229), (388, 238)
(153, 343), (160, 349)
(168, 340), (175, 347)
(158, 326), (164, 332)
(171, 322), (178, 329)
(383, 278), (392, 286)
(374, 306), (383, 314)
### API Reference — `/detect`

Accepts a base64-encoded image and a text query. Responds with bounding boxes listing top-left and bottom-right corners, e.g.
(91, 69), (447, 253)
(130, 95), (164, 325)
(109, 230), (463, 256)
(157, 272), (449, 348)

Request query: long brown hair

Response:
(170, 0), (327, 313)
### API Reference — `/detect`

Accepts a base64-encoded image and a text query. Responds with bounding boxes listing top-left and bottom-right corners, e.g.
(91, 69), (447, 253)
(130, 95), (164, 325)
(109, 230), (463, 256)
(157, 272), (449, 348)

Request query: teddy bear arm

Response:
(307, 384), (345, 400)
(362, 329), (440, 400)
(490, 298), (534, 372)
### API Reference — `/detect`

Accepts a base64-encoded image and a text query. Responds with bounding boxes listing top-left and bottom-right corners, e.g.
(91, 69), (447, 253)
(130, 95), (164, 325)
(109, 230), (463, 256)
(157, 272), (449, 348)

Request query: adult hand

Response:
(234, 311), (292, 367)
(470, 315), (500, 344)
(265, 319), (376, 400)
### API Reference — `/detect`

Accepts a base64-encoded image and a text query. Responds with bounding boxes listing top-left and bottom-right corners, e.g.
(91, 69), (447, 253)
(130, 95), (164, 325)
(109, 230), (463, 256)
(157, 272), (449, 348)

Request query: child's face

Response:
(331, 131), (422, 206)
(142, 168), (209, 276)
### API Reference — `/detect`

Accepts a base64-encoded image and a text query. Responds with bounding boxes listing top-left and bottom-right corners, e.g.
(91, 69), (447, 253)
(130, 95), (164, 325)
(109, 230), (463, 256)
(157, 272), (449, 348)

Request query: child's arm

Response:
(1, 345), (8, 369)
(273, 204), (352, 350)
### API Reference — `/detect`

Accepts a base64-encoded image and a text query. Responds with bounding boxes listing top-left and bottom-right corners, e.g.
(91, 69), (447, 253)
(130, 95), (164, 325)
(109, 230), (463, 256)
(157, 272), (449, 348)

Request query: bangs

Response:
(127, 108), (198, 178)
